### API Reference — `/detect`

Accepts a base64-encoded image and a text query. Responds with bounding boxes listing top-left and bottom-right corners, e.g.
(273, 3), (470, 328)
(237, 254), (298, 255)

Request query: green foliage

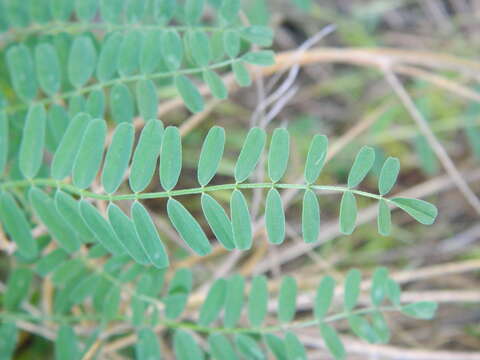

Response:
(0, 1), (439, 358)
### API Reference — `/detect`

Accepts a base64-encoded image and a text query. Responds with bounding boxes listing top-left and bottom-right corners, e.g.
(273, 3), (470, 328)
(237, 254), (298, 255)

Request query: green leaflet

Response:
(201, 194), (235, 250)
(304, 134), (328, 184)
(72, 118), (107, 189)
(163, 30), (183, 71)
(6, 44), (37, 102)
(0, 111), (7, 174)
(167, 198), (212, 255)
(230, 190), (252, 250)
(107, 203), (149, 265)
(198, 126), (225, 186)
(347, 146), (375, 188)
(160, 126), (182, 191)
(68, 94), (86, 117)
(371, 267), (388, 306)
(185, 0), (204, 24)
(154, 0), (176, 24)
(265, 188), (285, 244)
(189, 30), (211, 67)
(110, 83), (134, 124)
(239, 26), (274, 47)
(385, 278), (401, 306)
(268, 128), (290, 182)
(235, 127), (266, 182)
(224, 30), (240, 58)
(102, 286), (121, 322)
(165, 269), (192, 319)
(140, 30), (162, 74)
(235, 334), (265, 360)
(136, 328), (162, 360)
(79, 200), (126, 255)
(175, 75), (204, 113)
(344, 269), (361, 311)
(125, 0), (147, 23)
(102, 123), (134, 194)
(4, 268), (32, 311)
(278, 276), (297, 323)
(319, 324), (345, 360)
(19, 104), (46, 179)
(248, 275), (268, 327)
(285, 332), (307, 360)
(224, 274), (245, 328)
(75, 0), (98, 22)
(302, 189), (320, 243)
(208, 334), (238, 360)
(203, 70), (227, 99)
(132, 273), (153, 325)
(46, 105), (69, 152)
(220, 0), (240, 22)
(50, 0), (74, 21)
(117, 30), (142, 76)
(391, 197), (438, 225)
(371, 312), (391, 344)
(86, 89), (106, 118)
(52, 112), (91, 180)
(30, 1), (52, 23)
(129, 119), (164, 193)
(198, 278), (227, 326)
(314, 275), (335, 320)
(69, 273), (100, 304)
(136, 79), (158, 120)
(35, 43), (61, 96)
(0, 322), (18, 360)
(264, 334), (287, 360)
(348, 315), (377, 343)
(97, 32), (122, 82)
(401, 302), (438, 320)
(242, 51), (275, 66)
(35, 249), (68, 276)
(339, 191), (357, 235)
(55, 191), (94, 242)
(378, 157), (400, 195)
(173, 330), (203, 360)
(29, 187), (81, 253)
(68, 36), (96, 88)
(232, 61), (252, 87)
(377, 199), (392, 236)
(100, 0), (124, 24)
(131, 202), (169, 269)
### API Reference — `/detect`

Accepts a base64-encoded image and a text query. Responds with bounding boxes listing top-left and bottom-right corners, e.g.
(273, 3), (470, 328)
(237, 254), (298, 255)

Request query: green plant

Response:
(0, 1), (438, 359)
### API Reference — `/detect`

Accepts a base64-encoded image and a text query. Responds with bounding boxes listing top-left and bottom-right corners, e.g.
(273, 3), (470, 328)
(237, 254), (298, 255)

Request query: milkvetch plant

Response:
(0, 1), (438, 359)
